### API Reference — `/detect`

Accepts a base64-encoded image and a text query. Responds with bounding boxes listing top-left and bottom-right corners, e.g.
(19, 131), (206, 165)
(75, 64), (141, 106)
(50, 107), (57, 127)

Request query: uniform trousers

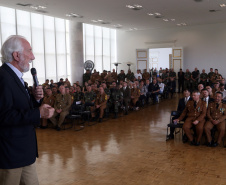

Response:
(91, 104), (106, 118)
(50, 110), (69, 127)
(204, 120), (225, 144)
(0, 163), (39, 185)
(183, 117), (205, 142)
(131, 98), (139, 107)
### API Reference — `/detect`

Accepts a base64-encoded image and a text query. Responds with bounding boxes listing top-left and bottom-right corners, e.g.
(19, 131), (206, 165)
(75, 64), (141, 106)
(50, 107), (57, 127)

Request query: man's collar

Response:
(6, 62), (23, 79)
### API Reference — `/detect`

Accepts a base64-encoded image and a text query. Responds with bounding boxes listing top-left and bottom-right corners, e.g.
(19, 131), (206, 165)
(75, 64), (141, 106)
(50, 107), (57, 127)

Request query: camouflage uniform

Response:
(200, 73), (208, 87)
(184, 72), (191, 90)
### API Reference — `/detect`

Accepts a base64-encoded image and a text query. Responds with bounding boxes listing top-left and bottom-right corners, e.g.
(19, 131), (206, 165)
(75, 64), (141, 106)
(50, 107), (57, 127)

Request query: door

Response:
(172, 47), (183, 92)
(136, 49), (149, 74)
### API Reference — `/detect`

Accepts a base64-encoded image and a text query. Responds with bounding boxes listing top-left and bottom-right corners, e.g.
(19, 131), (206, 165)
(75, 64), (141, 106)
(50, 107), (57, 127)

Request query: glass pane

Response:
(16, 10), (31, 43)
(0, 7), (16, 43)
(44, 16), (56, 81)
(103, 28), (110, 71)
(31, 13), (45, 84)
(55, 18), (66, 79)
(85, 24), (94, 62)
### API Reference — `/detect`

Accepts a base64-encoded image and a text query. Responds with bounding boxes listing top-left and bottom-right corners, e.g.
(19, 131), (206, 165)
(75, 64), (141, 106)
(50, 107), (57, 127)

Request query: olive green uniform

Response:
(184, 72), (191, 90)
(200, 73), (208, 87)
(50, 94), (72, 127)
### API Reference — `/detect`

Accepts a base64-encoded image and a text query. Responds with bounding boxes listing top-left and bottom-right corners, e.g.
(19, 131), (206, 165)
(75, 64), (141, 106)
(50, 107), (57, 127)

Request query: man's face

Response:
(123, 82), (127, 87)
(52, 87), (57, 93)
(153, 79), (157, 84)
(69, 87), (74, 93)
(99, 87), (104, 93)
(183, 90), (190, 97)
(146, 80), (149, 84)
(210, 68), (213, 72)
(215, 93), (222, 103)
(192, 92), (200, 101)
(112, 82), (116, 87)
(215, 69), (218, 74)
(46, 89), (52, 96)
(102, 83), (106, 89)
(17, 39), (35, 72)
(198, 84), (204, 91)
(220, 86), (224, 91)
(59, 86), (65, 94)
(206, 86), (212, 93)
(87, 86), (91, 92)
(202, 90), (209, 98)
(65, 88), (69, 94)
(214, 83), (219, 89)
(202, 69), (205, 73)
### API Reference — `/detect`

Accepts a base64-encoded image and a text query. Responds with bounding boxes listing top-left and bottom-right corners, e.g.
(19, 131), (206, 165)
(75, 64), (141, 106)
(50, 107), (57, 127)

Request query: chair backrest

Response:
(170, 111), (179, 123)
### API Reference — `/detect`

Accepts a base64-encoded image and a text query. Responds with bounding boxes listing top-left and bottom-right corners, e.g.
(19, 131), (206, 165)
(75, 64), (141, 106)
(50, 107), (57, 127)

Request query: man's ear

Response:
(12, 51), (20, 62)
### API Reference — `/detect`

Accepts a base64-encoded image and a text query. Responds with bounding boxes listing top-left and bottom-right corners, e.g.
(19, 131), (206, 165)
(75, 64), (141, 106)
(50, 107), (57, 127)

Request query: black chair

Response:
(166, 111), (184, 141)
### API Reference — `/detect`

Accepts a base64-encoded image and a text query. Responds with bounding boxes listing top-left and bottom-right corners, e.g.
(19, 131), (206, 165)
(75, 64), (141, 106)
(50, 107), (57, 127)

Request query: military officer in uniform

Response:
(112, 69), (118, 82)
(142, 69), (150, 81)
(126, 70), (135, 82)
(50, 85), (72, 131)
(111, 85), (123, 118)
(74, 86), (84, 102)
(162, 70), (169, 85)
(174, 90), (207, 145)
(102, 83), (111, 117)
(90, 86), (107, 122)
(83, 69), (91, 86)
(169, 68), (176, 81)
(41, 88), (55, 128)
(131, 83), (141, 110)
(200, 69), (208, 87)
(204, 92), (226, 147)
(83, 85), (96, 110)
(120, 82), (131, 115)
(117, 70), (126, 82)
(191, 67), (199, 90)
(208, 68), (215, 87)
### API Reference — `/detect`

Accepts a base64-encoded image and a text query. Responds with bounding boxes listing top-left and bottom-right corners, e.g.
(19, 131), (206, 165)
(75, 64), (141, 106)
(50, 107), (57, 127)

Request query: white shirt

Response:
(185, 96), (190, 105)
(134, 73), (142, 80)
(158, 83), (165, 92)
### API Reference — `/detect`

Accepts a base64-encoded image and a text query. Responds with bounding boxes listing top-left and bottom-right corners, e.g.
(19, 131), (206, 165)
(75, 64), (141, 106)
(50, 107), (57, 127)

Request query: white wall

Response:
(117, 22), (226, 78)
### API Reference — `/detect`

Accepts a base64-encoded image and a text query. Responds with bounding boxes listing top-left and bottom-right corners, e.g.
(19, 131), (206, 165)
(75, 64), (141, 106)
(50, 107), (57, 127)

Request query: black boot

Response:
(114, 113), (118, 119)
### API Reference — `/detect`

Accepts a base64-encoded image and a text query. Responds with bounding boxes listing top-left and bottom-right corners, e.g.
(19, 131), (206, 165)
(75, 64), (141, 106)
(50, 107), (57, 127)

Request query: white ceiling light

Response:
(66, 13), (83, 18)
(171, 19), (175, 21)
(30, 5), (47, 10)
(163, 19), (169, 22)
(147, 13), (154, 16)
(126, 4), (143, 10)
(220, 4), (226, 7)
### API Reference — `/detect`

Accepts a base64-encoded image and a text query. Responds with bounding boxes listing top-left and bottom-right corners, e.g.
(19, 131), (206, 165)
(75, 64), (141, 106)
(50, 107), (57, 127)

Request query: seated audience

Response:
(139, 81), (147, 106)
(111, 85), (123, 118)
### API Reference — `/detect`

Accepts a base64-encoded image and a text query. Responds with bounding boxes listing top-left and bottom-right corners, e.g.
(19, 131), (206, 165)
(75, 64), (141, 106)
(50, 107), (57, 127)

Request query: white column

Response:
(69, 21), (84, 84)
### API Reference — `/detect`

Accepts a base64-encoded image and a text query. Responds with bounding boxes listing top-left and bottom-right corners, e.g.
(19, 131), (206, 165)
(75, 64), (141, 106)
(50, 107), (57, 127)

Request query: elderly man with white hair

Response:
(174, 90), (207, 146)
(0, 35), (54, 185)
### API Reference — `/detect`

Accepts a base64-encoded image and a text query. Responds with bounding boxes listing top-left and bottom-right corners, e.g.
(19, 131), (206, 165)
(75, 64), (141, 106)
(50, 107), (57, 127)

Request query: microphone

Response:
(30, 68), (39, 87)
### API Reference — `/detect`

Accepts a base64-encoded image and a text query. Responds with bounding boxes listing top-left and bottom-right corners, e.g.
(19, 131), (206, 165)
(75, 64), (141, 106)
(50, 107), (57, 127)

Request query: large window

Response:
(0, 6), (70, 86)
(83, 23), (116, 72)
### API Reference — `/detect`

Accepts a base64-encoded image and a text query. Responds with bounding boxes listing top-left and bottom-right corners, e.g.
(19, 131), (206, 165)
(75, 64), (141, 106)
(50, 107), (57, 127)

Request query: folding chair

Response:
(166, 111), (184, 141)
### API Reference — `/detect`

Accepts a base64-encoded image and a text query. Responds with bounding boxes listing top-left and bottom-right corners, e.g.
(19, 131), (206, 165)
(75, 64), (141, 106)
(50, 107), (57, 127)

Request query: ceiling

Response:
(1, 0), (226, 31)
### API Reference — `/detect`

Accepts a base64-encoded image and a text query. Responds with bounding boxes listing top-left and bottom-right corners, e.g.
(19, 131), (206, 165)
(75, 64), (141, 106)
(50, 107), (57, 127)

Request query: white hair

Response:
(1, 35), (25, 63)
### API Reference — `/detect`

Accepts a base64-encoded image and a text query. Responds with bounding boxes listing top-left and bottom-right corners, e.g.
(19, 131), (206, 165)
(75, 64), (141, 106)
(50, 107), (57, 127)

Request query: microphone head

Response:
(31, 68), (37, 75)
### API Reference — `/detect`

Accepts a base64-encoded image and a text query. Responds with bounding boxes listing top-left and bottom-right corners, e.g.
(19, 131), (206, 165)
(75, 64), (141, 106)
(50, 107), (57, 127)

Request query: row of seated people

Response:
(83, 67), (224, 92)
(39, 78), (178, 131)
(167, 88), (226, 147)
